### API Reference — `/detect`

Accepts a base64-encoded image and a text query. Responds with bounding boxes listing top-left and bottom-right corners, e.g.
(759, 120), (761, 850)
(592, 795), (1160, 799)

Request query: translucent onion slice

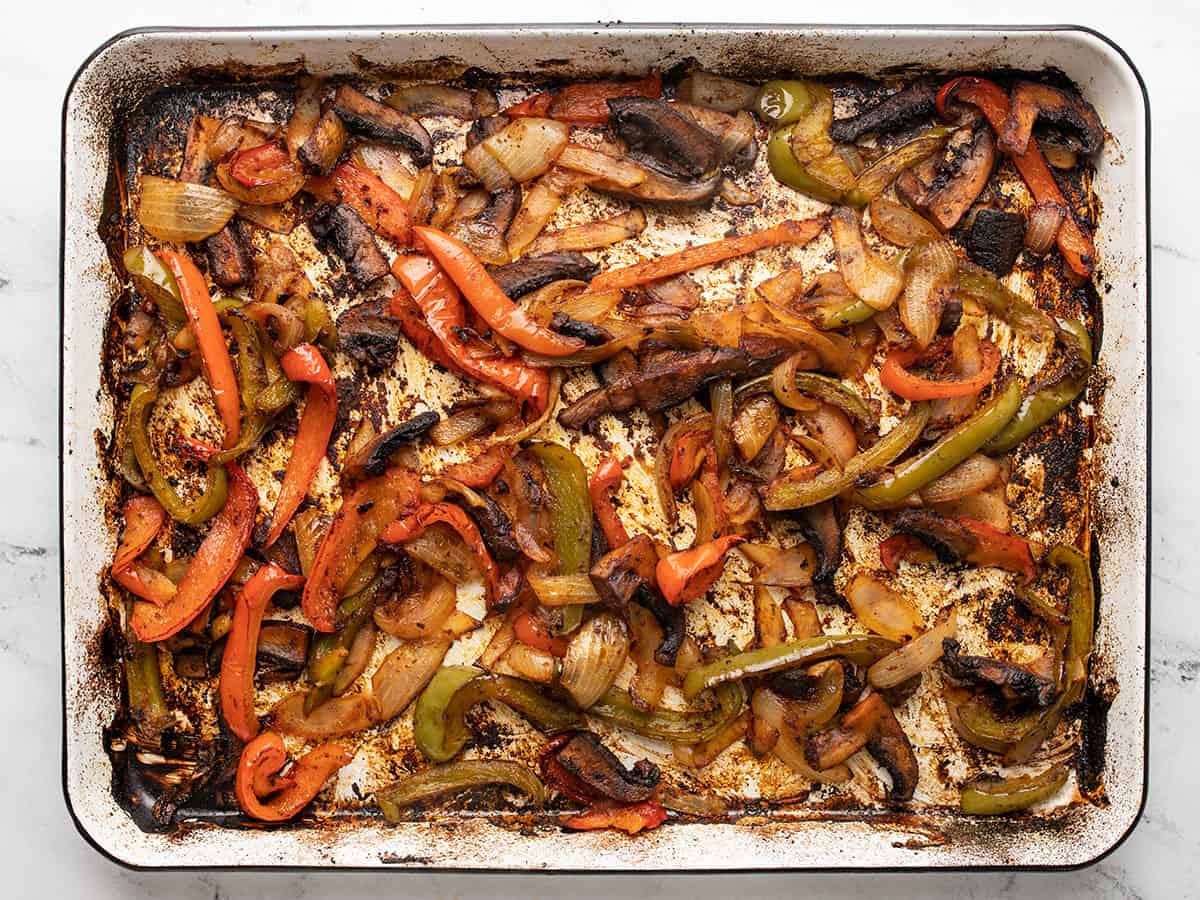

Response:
(530, 209), (647, 255)
(1025, 201), (1066, 255)
(869, 196), (942, 247)
(463, 141), (515, 192)
(899, 239), (957, 348)
(136, 175), (238, 243)
(271, 690), (378, 738)
(374, 578), (458, 640)
(556, 144), (645, 188)
(527, 573), (601, 607)
(751, 688), (849, 784)
(560, 613), (629, 708)
(483, 117), (570, 183)
(845, 573), (923, 642)
(372, 638), (452, 721)
(868, 610), (957, 689)
(771, 352), (822, 412)
(919, 454), (1001, 504)
(831, 207), (904, 311)
(351, 142), (418, 200)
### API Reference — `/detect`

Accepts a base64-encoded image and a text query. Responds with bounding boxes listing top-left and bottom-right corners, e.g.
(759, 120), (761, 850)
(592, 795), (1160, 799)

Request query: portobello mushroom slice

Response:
(593, 158), (723, 206)
(897, 125), (996, 231)
(806, 693), (919, 802)
(590, 534), (659, 607)
(343, 411), (441, 480)
(792, 501), (842, 603)
(608, 97), (722, 177)
(672, 103), (758, 169)
(336, 297), (401, 372)
(829, 81), (937, 143)
(489, 252), (599, 300)
(966, 208), (1026, 276)
(447, 186), (522, 266)
(633, 583), (686, 667)
(297, 107), (348, 175)
(545, 731), (661, 804)
(464, 493), (520, 564)
(999, 81), (1105, 157)
(332, 85), (433, 166)
(202, 223), (252, 289)
(550, 312), (610, 346)
(465, 114), (510, 149)
(942, 638), (1058, 708)
(310, 203), (390, 287)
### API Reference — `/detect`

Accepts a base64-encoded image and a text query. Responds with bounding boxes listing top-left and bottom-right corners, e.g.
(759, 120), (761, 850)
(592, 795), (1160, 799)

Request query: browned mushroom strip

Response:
(202, 223), (252, 289)
(608, 97), (722, 177)
(941, 638), (1058, 707)
(311, 203), (390, 287)
(298, 108), (348, 176)
(829, 82), (937, 143)
(897, 126), (996, 232)
(332, 85), (433, 166)
(998, 81), (1105, 157)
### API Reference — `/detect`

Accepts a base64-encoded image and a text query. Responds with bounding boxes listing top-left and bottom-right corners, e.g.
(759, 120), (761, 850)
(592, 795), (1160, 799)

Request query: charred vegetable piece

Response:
(999, 82), (1104, 157)
(960, 765), (1069, 815)
(591, 681), (745, 744)
(549, 731), (660, 804)
(528, 442), (593, 577)
(966, 209), (1027, 276)
(898, 125), (997, 232)
(894, 510), (1037, 582)
(202, 224), (253, 289)
(310, 203), (390, 286)
(829, 81), (937, 142)
(634, 583), (686, 667)
(657, 536), (744, 607)
(298, 108), (349, 175)
(942, 638), (1057, 707)
(806, 693), (919, 802)
(347, 412), (440, 479)
(608, 97), (721, 177)
(376, 760), (545, 820)
(337, 298), (401, 372)
(332, 84), (433, 166)
(235, 731), (351, 822)
(590, 534), (658, 608)
(490, 252), (599, 299)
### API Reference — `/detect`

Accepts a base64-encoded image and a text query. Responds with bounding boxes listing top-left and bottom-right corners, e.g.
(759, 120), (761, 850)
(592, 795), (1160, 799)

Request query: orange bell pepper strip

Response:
(263, 344), (337, 548)
(564, 799), (669, 834)
(937, 77), (1095, 279)
(412, 226), (586, 357)
(879, 534), (937, 573)
(669, 430), (709, 489)
(219, 563), (306, 742)
(505, 72), (662, 126)
(235, 731), (352, 822)
(380, 502), (500, 603)
(111, 495), (177, 606)
(513, 610), (571, 657)
(230, 141), (304, 188)
(959, 518), (1037, 584)
(388, 287), (467, 376)
(588, 455), (630, 550)
(302, 467), (420, 632)
(391, 254), (550, 411)
(879, 339), (1001, 400)
(656, 535), (744, 607)
(442, 445), (510, 488)
(307, 161), (411, 245)
(131, 461), (258, 641)
(158, 250), (240, 449)
(503, 91), (554, 119)
(589, 218), (826, 292)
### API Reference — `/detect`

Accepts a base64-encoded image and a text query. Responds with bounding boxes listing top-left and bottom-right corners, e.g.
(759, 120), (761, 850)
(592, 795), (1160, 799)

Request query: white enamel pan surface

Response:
(60, 25), (1149, 871)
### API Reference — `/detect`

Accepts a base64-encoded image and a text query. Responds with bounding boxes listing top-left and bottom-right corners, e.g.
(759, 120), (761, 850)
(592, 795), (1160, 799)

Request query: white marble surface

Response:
(6, 0), (1192, 896)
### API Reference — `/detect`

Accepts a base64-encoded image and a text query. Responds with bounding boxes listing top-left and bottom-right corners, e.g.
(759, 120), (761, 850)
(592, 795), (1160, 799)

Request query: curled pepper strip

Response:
(112, 495), (176, 606)
(131, 461), (258, 642)
(307, 162), (411, 245)
(302, 467), (420, 633)
(442, 445), (510, 488)
(381, 502), (501, 603)
(589, 455), (630, 550)
(514, 611), (571, 657)
(565, 799), (669, 834)
(157, 250), (241, 449)
(263, 344), (337, 548)
(879, 534), (936, 573)
(960, 765), (1069, 816)
(219, 563), (306, 741)
(392, 254), (550, 411)
(388, 288), (467, 375)
(235, 731), (352, 822)
(656, 535), (744, 607)
(937, 78), (1095, 279)
(413, 226), (586, 357)
(880, 339), (1002, 400)
(505, 72), (662, 125)
(959, 518), (1038, 583)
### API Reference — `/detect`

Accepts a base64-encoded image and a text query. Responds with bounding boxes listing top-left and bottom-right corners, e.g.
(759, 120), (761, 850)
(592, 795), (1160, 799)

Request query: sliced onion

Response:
(527, 573), (601, 607)
(931, 485), (1010, 532)
(208, 116), (275, 162)
(492, 368), (564, 446)
(524, 281), (621, 326)
(799, 403), (858, 467)
(285, 76), (323, 158)
(430, 409), (493, 445)
(899, 239), (957, 348)
(334, 622), (378, 695)
(351, 142), (418, 199)
(236, 202), (300, 234)
(740, 543), (817, 587)
(677, 70), (758, 112)
(627, 604), (671, 710)
(216, 160), (304, 206)
(374, 578), (458, 639)
(868, 610), (957, 689)
(725, 480), (762, 526)
(556, 144), (645, 188)
(531, 209), (647, 255)
(483, 117), (570, 182)
(845, 573), (923, 642)
(242, 302), (305, 354)
(930, 323), (985, 425)
(1025, 201), (1066, 255)
(869, 196), (941, 247)
(506, 169), (574, 257)
(560, 613), (629, 708)
(719, 177), (757, 206)
(710, 377), (734, 476)
(732, 395), (780, 461)
(292, 508), (329, 578)
(403, 523), (483, 585)
(673, 711), (750, 769)
(755, 269), (807, 306)
(784, 598), (822, 639)
(372, 638), (452, 721)
(753, 586), (786, 647)
(271, 690), (378, 738)
(386, 84), (489, 118)
(503, 643), (558, 684)
(771, 352), (821, 412)
(752, 688), (849, 784)
(137, 175), (238, 243)
(832, 207), (904, 311)
(919, 454), (1001, 504)
(463, 141), (515, 192)
(656, 413), (712, 526)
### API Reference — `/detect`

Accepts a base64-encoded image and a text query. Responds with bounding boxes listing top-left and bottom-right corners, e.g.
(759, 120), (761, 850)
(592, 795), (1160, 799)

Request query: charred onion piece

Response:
(332, 85), (434, 166)
(829, 82), (937, 143)
(806, 693), (919, 802)
(589, 534), (659, 608)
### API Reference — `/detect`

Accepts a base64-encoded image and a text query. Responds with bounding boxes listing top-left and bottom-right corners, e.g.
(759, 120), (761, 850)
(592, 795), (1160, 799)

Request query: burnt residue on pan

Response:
(92, 60), (1112, 840)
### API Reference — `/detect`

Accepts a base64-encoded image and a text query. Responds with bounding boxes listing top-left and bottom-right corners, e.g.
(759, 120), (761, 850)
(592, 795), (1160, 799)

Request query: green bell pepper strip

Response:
(304, 572), (387, 714)
(791, 372), (876, 431)
(755, 80), (817, 126)
(127, 384), (229, 525)
(984, 319), (1092, 455)
(763, 402), (930, 510)
(413, 666), (480, 762)
(212, 310), (273, 464)
(682, 635), (898, 700)
(1052, 543), (1096, 688)
(811, 296), (877, 330)
(841, 126), (957, 208)
(125, 638), (171, 741)
(123, 245), (186, 331)
(957, 270), (1056, 341)
(528, 443), (593, 634)
(376, 759), (546, 821)
(857, 380), (1022, 506)
(592, 682), (746, 743)
(767, 126), (845, 204)
(960, 765), (1069, 816)
(302, 298), (338, 352)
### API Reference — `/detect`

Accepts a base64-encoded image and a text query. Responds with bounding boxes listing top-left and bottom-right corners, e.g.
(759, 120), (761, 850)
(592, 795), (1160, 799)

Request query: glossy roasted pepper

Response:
(123, 245), (186, 330)
(304, 570), (388, 714)
(657, 535), (745, 607)
(307, 162), (411, 245)
(235, 731), (352, 822)
(956, 270), (1055, 341)
(960, 765), (1069, 815)
(762, 402), (931, 510)
(792, 372), (875, 430)
(856, 380), (1022, 505)
(984, 318), (1092, 455)
(766, 125), (845, 204)
(682, 634), (898, 700)
(211, 310), (272, 463)
(125, 637), (171, 740)
(376, 759), (546, 821)
(590, 682), (745, 743)
(219, 563), (306, 741)
(528, 443), (593, 574)
(263, 344), (337, 548)
(381, 502), (501, 604)
(127, 384), (229, 525)
(588, 455), (630, 550)
(756, 79), (818, 126)
(565, 799), (668, 834)
(879, 339), (1002, 401)
(810, 296), (878, 330)
(111, 495), (176, 606)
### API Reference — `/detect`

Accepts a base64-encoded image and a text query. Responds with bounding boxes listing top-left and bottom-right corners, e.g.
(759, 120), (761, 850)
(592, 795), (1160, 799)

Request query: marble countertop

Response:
(7, 1), (1192, 896)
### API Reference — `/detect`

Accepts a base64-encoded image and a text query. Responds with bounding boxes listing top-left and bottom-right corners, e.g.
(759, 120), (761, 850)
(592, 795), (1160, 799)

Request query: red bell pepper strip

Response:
(263, 344), (337, 548)
(412, 227), (586, 357)
(391, 254), (550, 411)
(669, 430), (709, 489)
(131, 462), (258, 642)
(219, 563), (305, 742)
(112, 495), (177, 606)
(879, 339), (1001, 400)
(380, 502), (500, 603)
(230, 141), (304, 188)
(937, 77), (1095, 279)
(697, 443), (728, 537)
(656, 535), (745, 607)
(959, 518), (1037, 584)
(564, 799), (669, 834)
(388, 288), (468, 376)
(589, 218), (826, 292)
(158, 250), (240, 449)
(307, 162), (411, 245)
(505, 73), (662, 126)
(234, 731), (352, 822)
(589, 455), (631, 550)
(302, 467), (420, 632)
(442, 445), (510, 488)
(513, 610), (571, 657)
(879, 534), (937, 573)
